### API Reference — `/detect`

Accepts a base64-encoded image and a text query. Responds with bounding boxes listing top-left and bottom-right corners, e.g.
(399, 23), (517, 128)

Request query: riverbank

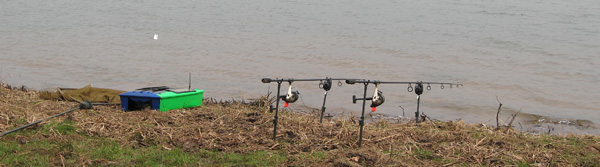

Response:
(1, 84), (599, 166)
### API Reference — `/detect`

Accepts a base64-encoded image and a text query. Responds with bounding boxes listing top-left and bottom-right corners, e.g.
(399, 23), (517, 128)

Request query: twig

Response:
(508, 108), (521, 125)
(398, 106), (405, 117)
(60, 154), (66, 167)
(422, 113), (436, 127)
(518, 122), (523, 131)
(269, 143), (279, 149)
(421, 112), (431, 123)
(473, 155), (483, 166)
(0, 152), (8, 162)
(475, 137), (487, 146)
(375, 134), (401, 142)
(504, 108), (521, 132)
(495, 96), (502, 130)
(442, 161), (458, 167)
(484, 152), (500, 159)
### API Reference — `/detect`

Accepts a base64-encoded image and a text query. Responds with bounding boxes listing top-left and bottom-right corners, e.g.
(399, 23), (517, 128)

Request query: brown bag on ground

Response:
(39, 85), (125, 104)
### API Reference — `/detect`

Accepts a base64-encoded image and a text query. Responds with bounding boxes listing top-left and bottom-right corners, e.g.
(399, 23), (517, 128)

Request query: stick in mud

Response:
(496, 96), (502, 130)
(504, 108), (521, 131)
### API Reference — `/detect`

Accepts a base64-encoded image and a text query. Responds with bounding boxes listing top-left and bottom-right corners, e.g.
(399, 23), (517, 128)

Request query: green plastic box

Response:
(157, 89), (204, 112)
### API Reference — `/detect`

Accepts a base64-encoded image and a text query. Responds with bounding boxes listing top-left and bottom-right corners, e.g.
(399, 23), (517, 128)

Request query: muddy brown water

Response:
(1, 0), (598, 134)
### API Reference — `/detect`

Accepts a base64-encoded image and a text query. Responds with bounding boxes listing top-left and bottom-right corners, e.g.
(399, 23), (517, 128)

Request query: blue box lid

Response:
(119, 91), (161, 98)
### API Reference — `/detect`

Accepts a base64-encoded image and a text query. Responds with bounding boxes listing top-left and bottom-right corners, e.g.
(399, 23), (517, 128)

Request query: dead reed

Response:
(1, 85), (599, 166)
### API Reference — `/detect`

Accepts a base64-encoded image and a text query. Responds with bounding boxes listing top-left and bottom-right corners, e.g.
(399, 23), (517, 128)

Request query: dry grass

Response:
(1, 84), (599, 166)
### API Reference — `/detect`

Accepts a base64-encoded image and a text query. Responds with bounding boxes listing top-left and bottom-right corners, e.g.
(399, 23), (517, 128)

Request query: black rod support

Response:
(273, 81), (282, 140)
(349, 81), (376, 148)
(415, 95), (421, 123)
(319, 91), (328, 123)
(352, 95), (372, 103)
(358, 82), (369, 148)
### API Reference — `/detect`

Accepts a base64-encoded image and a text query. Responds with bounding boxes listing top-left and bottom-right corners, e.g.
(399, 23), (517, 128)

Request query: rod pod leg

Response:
(415, 95), (421, 123)
(273, 81), (282, 141)
(319, 91), (328, 123)
(358, 83), (368, 148)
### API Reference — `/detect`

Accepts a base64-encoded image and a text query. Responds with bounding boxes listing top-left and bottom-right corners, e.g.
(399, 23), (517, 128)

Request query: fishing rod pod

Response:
(261, 77), (362, 140)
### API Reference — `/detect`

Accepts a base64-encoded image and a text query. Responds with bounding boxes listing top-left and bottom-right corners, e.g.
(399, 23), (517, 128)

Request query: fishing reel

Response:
(320, 79), (333, 91)
(319, 78), (344, 91)
(352, 82), (385, 112)
(407, 82), (427, 95)
(280, 83), (299, 107)
(415, 82), (424, 95)
(370, 84), (385, 111)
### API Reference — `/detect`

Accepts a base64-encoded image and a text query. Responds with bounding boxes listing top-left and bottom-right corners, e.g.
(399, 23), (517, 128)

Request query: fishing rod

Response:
(346, 79), (462, 86)
(261, 77), (361, 140)
(0, 101), (94, 137)
(347, 79), (462, 122)
(346, 79), (462, 148)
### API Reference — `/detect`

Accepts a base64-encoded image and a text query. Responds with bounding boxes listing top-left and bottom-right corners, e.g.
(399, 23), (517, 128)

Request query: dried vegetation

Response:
(1, 84), (599, 166)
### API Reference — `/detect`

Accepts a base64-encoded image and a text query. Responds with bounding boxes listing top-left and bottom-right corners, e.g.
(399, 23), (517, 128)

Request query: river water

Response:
(1, 0), (599, 134)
